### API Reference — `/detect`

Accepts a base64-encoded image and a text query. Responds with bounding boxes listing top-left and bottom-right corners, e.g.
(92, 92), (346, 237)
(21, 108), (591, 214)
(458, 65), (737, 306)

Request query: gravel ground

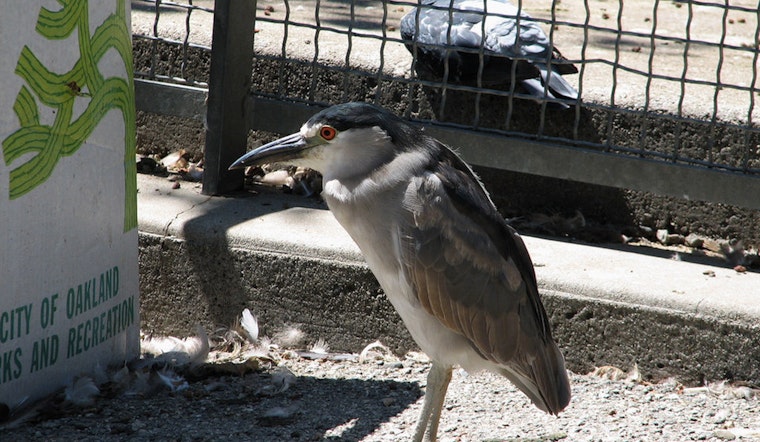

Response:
(3, 328), (759, 442)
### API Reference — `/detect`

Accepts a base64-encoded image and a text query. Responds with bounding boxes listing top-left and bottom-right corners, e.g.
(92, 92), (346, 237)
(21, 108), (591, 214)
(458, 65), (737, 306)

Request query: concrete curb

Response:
(137, 174), (760, 384)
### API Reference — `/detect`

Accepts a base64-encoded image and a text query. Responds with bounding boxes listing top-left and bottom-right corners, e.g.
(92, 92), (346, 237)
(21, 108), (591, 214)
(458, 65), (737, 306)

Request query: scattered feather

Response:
(0, 396), (29, 427)
(719, 240), (759, 269)
(682, 381), (759, 400)
(309, 339), (329, 355)
(186, 162), (203, 181)
(590, 364), (641, 382)
(156, 367), (189, 392)
(201, 319), (280, 376)
(359, 341), (395, 363)
(328, 353), (359, 362)
(247, 336), (275, 358)
(721, 240), (746, 267)
(293, 338), (333, 360)
(110, 365), (132, 391)
(260, 169), (295, 188)
(160, 149), (190, 172)
(258, 366), (296, 396)
(64, 377), (100, 407)
(92, 362), (110, 387)
(141, 325), (209, 368)
(212, 327), (245, 356)
(241, 308), (259, 344)
(270, 366), (296, 392)
(125, 369), (152, 397)
(258, 404), (300, 426)
(272, 326), (306, 348)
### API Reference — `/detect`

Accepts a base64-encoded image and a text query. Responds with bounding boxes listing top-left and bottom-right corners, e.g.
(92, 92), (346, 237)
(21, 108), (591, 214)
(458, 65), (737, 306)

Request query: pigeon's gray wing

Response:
(401, 1), (540, 83)
(398, 142), (571, 414)
(401, 2), (484, 48)
(486, 9), (579, 99)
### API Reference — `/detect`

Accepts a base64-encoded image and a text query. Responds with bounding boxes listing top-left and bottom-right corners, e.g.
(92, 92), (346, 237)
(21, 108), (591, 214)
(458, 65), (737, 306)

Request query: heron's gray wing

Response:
(399, 142), (570, 413)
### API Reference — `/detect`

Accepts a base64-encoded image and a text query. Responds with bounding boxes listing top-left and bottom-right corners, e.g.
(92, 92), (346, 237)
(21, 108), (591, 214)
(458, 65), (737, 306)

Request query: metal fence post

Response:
(202, 0), (256, 195)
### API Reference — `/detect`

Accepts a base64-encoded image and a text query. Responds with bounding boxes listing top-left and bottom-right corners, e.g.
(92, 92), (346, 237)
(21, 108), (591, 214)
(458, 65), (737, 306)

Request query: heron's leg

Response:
(412, 361), (453, 442)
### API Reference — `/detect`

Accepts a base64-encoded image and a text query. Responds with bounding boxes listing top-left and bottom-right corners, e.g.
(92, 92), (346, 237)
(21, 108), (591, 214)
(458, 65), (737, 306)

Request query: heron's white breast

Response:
(323, 174), (492, 372)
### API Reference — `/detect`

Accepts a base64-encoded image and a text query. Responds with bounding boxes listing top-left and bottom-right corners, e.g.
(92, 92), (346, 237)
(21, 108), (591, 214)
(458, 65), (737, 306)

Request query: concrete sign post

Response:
(0, 0), (139, 406)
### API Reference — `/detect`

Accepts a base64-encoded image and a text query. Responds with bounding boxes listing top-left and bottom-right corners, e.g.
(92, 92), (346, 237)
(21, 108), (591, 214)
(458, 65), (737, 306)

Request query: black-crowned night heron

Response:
(400, 0), (578, 103)
(230, 102), (570, 441)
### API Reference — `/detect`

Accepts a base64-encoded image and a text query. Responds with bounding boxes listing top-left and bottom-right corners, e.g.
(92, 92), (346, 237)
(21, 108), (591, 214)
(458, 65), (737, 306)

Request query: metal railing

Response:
(131, 0), (760, 209)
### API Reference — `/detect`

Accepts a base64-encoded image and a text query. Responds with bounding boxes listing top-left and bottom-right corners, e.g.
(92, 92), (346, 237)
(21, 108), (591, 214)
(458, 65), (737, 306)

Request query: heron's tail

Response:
(497, 341), (571, 415)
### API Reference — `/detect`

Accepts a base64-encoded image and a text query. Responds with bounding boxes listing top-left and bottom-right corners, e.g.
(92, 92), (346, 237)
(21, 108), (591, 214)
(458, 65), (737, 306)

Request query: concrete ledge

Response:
(137, 174), (760, 384)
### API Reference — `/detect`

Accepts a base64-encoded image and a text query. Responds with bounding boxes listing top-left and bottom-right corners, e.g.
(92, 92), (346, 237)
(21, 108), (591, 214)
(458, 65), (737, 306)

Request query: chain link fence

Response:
(132, 0), (212, 86)
(131, 0), (760, 207)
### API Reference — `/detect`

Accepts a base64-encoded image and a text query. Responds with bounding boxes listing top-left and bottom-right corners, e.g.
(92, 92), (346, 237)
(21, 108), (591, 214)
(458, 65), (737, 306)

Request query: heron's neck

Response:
(321, 148), (433, 204)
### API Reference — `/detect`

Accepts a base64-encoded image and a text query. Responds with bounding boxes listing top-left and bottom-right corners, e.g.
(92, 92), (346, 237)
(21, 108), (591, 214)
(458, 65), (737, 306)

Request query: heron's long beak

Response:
(228, 132), (311, 170)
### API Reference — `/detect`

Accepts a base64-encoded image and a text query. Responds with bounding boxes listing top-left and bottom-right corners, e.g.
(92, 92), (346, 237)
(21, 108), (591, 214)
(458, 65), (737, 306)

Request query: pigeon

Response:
(401, 0), (579, 104)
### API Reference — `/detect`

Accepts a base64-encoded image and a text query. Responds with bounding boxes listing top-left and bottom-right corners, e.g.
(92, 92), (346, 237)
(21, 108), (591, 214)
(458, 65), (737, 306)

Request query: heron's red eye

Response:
(320, 126), (337, 140)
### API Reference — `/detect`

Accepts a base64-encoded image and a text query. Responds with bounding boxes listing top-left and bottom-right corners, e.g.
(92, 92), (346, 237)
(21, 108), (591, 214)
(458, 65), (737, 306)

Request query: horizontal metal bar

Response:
(132, 33), (212, 51)
(132, 0), (214, 14)
(134, 78), (207, 121)
(132, 87), (760, 209)
(426, 125), (760, 211)
(246, 96), (322, 134)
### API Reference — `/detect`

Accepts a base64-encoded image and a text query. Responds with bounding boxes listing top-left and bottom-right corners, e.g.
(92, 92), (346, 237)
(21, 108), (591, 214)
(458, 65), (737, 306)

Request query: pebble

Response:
(382, 397), (396, 406)
(656, 229), (685, 246)
(714, 429), (737, 440)
(685, 233), (705, 248)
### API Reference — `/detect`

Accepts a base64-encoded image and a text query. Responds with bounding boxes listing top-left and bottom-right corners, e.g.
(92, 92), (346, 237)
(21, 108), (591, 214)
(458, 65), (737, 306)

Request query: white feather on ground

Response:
(272, 325), (306, 348)
(156, 367), (190, 392)
(309, 339), (330, 355)
(358, 340), (396, 363)
(64, 377), (100, 407)
(241, 308), (259, 344)
(257, 366), (297, 396)
(140, 325), (210, 368)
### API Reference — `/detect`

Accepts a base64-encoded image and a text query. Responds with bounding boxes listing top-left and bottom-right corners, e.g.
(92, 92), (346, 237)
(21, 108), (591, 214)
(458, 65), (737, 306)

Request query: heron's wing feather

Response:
(399, 143), (570, 413)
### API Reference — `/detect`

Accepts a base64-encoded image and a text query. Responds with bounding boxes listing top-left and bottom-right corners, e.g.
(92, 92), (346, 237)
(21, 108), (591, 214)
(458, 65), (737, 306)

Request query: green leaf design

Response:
(12, 87), (39, 127)
(2, 0), (136, 231)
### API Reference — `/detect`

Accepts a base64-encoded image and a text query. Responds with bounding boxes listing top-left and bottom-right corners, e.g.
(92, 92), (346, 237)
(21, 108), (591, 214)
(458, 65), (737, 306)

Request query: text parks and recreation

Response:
(0, 266), (135, 385)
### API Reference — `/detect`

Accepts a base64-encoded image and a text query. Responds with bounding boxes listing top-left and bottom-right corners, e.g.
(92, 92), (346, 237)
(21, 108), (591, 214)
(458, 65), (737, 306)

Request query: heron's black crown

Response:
(308, 102), (424, 151)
